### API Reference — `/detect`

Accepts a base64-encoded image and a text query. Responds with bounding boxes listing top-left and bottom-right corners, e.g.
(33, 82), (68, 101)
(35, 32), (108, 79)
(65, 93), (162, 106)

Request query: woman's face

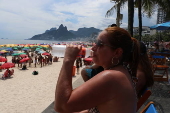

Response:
(91, 30), (116, 68)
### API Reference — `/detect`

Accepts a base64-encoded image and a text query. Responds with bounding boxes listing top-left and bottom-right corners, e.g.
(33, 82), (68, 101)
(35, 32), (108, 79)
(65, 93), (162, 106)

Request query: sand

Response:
(0, 56), (82, 113)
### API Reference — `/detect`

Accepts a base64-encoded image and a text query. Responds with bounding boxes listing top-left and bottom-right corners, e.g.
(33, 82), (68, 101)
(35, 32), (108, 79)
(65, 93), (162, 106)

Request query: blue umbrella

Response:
(150, 21), (170, 30)
(6, 48), (13, 51)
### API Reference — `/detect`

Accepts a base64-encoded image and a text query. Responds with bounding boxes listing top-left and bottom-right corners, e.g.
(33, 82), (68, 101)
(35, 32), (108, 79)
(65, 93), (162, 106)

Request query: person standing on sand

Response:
(75, 57), (81, 75)
(34, 56), (37, 67)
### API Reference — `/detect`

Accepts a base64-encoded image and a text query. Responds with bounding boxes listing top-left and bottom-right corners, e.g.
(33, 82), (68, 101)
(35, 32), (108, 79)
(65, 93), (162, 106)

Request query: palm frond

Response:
(105, 4), (118, 17)
(142, 0), (156, 18)
(105, 0), (127, 18)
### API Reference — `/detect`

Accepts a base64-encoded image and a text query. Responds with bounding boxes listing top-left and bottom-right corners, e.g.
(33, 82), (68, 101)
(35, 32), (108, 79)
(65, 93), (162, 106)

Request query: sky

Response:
(0, 0), (157, 39)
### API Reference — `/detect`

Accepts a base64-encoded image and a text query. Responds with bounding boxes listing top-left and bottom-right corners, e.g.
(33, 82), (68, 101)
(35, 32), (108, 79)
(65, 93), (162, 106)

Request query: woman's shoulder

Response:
(91, 69), (129, 88)
(98, 69), (127, 80)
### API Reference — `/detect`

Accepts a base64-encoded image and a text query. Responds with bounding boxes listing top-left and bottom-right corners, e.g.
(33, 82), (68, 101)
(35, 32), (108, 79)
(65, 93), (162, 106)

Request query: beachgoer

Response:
(136, 42), (154, 98)
(54, 27), (140, 113)
(34, 56), (37, 67)
(22, 64), (27, 70)
(108, 24), (117, 27)
(5, 69), (11, 77)
(153, 41), (159, 52)
(81, 64), (104, 81)
(38, 55), (43, 67)
(159, 40), (165, 52)
(0, 63), (2, 72)
(31, 52), (34, 57)
(28, 56), (33, 67)
(81, 42), (154, 99)
(12, 56), (16, 64)
(75, 57), (81, 75)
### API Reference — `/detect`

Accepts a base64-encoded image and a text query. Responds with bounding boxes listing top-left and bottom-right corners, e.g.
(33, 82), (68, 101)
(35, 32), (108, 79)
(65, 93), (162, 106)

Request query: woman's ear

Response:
(113, 48), (123, 58)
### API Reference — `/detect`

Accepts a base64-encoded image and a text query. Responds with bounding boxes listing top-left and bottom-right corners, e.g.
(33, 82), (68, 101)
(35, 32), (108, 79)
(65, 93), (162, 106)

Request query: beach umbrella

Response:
(42, 52), (50, 56)
(0, 50), (8, 53)
(0, 51), (5, 54)
(19, 58), (30, 63)
(12, 53), (20, 56)
(23, 47), (30, 49)
(13, 47), (18, 50)
(19, 52), (26, 55)
(6, 48), (13, 51)
(150, 21), (170, 30)
(22, 48), (29, 51)
(19, 54), (28, 58)
(0, 56), (7, 62)
(38, 51), (44, 54)
(1, 62), (15, 69)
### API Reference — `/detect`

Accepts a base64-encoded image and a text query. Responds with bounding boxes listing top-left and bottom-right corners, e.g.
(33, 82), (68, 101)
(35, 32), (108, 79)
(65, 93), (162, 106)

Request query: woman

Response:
(136, 42), (154, 98)
(54, 27), (140, 113)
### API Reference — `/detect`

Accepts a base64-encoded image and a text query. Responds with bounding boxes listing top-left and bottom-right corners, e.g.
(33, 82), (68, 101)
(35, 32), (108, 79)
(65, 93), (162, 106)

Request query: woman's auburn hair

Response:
(139, 45), (154, 87)
(105, 27), (140, 78)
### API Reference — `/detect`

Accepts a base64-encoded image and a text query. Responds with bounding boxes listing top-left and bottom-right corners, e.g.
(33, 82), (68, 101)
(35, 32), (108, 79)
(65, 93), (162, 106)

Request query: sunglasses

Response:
(95, 40), (116, 49)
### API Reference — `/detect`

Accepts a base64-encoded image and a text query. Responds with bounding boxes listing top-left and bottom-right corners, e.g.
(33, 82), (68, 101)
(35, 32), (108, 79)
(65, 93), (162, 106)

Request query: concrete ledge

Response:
(42, 77), (84, 113)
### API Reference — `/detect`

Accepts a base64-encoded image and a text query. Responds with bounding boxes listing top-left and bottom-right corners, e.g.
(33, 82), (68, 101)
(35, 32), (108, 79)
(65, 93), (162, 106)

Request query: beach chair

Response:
(137, 90), (152, 111)
(139, 101), (158, 113)
(151, 55), (169, 82)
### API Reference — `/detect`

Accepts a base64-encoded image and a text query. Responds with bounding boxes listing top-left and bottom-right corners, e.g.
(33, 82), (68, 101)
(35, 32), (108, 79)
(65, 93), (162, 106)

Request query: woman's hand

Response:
(64, 44), (82, 62)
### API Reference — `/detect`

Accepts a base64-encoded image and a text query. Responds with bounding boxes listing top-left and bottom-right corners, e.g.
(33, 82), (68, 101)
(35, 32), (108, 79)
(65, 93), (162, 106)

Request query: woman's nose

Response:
(91, 45), (97, 51)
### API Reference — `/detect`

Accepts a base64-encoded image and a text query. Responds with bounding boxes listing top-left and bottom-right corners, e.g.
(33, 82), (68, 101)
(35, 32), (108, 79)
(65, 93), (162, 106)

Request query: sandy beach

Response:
(0, 56), (82, 113)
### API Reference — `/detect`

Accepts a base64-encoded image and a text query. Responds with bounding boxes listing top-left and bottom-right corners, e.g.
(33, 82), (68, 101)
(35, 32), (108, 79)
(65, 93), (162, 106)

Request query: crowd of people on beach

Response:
(11, 51), (53, 68)
(0, 45), (55, 79)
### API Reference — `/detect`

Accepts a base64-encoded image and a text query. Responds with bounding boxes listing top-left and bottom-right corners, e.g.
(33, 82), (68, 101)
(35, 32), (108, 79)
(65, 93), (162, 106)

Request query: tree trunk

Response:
(138, 0), (142, 41)
(128, 0), (134, 37)
(116, 3), (121, 27)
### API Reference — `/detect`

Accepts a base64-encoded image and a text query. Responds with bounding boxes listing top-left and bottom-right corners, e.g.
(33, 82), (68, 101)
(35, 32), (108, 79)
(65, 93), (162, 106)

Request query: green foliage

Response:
(137, 31), (170, 43)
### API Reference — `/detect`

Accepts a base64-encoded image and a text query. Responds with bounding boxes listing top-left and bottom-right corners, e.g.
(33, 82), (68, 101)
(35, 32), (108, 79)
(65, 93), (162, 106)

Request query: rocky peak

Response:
(58, 24), (67, 31)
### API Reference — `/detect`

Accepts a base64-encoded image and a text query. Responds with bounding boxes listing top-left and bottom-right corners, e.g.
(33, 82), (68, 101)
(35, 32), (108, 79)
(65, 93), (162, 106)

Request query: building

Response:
(157, 8), (166, 24)
(123, 26), (156, 36)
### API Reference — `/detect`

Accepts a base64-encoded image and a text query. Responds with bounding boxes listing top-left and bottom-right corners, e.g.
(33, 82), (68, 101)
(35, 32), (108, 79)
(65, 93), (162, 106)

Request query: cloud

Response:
(0, 0), (157, 39)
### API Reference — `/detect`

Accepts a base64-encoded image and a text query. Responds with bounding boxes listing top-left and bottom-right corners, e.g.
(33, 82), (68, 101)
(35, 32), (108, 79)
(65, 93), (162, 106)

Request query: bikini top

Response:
(88, 107), (100, 113)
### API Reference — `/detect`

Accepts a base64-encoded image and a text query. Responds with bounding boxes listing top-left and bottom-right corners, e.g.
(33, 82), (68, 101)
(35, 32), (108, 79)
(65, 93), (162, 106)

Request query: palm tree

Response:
(135, 0), (170, 41)
(134, 0), (154, 41)
(128, 0), (134, 36)
(105, 0), (127, 27)
(106, 0), (134, 36)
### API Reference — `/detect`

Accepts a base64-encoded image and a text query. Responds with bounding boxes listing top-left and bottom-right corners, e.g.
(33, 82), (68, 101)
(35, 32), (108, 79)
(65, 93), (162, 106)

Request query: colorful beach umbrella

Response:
(22, 48), (29, 51)
(19, 52), (26, 55)
(12, 53), (20, 56)
(6, 48), (13, 51)
(1, 62), (15, 69)
(19, 54), (28, 58)
(0, 56), (7, 62)
(42, 52), (50, 56)
(0, 50), (8, 53)
(150, 21), (170, 30)
(19, 58), (30, 63)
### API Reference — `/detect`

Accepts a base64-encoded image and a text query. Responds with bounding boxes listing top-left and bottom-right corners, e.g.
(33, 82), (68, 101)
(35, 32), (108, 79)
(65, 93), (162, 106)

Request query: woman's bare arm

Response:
(54, 45), (82, 112)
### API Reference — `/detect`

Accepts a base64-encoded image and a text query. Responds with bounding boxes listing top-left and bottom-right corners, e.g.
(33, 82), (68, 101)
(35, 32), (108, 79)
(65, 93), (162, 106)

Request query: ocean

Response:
(0, 39), (71, 45)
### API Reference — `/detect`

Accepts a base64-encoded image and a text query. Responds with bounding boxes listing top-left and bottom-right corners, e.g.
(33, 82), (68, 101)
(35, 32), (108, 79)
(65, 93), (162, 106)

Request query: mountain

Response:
(69, 27), (101, 38)
(30, 24), (102, 41)
(30, 24), (76, 41)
